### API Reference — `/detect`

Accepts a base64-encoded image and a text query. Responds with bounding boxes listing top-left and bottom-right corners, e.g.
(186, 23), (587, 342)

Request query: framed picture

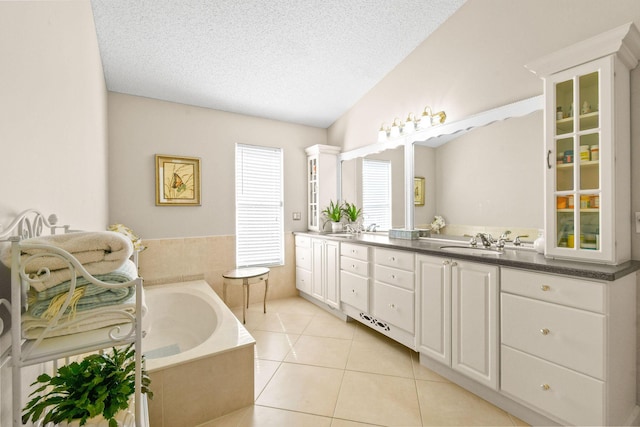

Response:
(155, 154), (201, 206)
(414, 177), (425, 206)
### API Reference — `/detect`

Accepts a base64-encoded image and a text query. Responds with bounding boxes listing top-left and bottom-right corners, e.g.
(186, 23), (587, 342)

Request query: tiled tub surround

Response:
(138, 234), (298, 307)
(144, 280), (256, 427)
(295, 231), (640, 426)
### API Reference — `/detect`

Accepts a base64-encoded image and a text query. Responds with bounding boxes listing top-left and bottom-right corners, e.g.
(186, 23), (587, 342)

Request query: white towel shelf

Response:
(0, 209), (147, 427)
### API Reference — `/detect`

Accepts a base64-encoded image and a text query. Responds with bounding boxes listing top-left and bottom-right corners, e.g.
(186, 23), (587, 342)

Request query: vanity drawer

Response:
(501, 345), (603, 426)
(341, 256), (369, 276)
(374, 264), (414, 291)
(501, 293), (604, 379)
(295, 235), (311, 248)
(295, 246), (312, 270)
(372, 282), (414, 333)
(502, 268), (604, 313)
(341, 242), (369, 261)
(296, 267), (312, 294)
(375, 248), (414, 271)
(341, 271), (369, 312)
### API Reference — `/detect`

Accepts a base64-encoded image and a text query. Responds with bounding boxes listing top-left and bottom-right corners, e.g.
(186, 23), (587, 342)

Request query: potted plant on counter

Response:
(321, 200), (344, 232)
(22, 344), (152, 427)
(342, 202), (363, 232)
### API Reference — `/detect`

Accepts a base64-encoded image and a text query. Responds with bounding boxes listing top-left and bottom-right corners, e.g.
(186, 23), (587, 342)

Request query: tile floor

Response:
(198, 296), (528, 427)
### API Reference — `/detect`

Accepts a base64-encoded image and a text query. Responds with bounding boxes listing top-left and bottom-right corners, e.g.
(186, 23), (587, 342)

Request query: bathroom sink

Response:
(327, 232), (354, 237)
(439, 245), (503, 256)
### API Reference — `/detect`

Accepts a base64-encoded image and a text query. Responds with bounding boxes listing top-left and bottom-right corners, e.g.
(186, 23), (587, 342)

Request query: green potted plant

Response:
(321, 200), (344, 232)
(342, 202), (362, 223)
(22, 344), (152, 427)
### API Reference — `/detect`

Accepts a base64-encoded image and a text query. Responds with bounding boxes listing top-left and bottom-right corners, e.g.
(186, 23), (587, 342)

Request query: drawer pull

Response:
(541, 285), (550, 291)
(390, 256), (396, 261)
(391, 274), (396, 279)
(389, 303), (396, 309)
(451, 261), (457, 267)
(442, 260), (450, 266)
(352, 264), (356, 268)
(351, 289), (356, 294)
(540, 328), (550, 335)
(540, 384), (550, 391)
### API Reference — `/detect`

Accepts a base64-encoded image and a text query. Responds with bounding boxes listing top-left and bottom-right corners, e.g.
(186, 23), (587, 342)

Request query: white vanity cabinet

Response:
(500, 267), (637, 426)
(340, 242), (370, 312)
(526, 23), (640, 264)
(310, 237), (340, 309)
(305, 144), (341, 231)
(295, 235), (340, 308)
(417, 254), (499, 389)
(372, 248), (415, 336)
(295, 235), (312, 294)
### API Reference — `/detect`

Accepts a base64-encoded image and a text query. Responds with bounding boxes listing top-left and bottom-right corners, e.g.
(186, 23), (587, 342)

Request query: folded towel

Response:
(22, 286), (147, 340)
(27, 260), (138, 319)
(1, 231), (133, 292)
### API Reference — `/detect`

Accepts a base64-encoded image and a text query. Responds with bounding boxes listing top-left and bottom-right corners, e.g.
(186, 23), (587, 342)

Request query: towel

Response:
(1, 231), (133, 292)
(27, 260), (138, 319)
(22, 286), (147, 340)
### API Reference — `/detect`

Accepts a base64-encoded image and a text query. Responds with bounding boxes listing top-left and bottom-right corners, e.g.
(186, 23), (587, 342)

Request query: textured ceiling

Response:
(90, 0), (465, 128)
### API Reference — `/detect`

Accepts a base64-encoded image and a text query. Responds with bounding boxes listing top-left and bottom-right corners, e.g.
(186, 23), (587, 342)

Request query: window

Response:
(362, 159), (391, 230)
(235, 143), (283, 267)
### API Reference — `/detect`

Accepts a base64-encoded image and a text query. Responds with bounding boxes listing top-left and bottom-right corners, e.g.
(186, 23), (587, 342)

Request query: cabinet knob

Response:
(352, 289), (356, 294)
(540, 384), (550, 391)
(389, 303), (396, 309)
(390, 256), (396, 261)
(451, 261), (458, 267)
(442, 260), (450, 266)
(391, 274), (396, 279)
(541, 285), (550, 291)
(352, 264), (356, 269)
(540, 328), (550, 335)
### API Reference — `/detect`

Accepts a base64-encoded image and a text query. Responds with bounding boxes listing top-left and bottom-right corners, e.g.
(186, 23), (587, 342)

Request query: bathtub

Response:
(142, 280), (256, 426)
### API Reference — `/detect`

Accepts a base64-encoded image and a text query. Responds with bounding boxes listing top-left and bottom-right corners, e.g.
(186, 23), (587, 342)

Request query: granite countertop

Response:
(294, 231), (640, 282)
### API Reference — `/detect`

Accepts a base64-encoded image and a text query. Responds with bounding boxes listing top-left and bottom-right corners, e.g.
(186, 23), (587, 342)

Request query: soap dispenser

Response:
(533, 230), (545, 254)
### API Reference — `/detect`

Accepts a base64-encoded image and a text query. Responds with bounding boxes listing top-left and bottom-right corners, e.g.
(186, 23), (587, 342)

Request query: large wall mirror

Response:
(339, 96), (544, 235)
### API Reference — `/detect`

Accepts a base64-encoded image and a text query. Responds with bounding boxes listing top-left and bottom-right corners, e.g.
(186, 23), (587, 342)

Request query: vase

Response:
(331, 221), (343, 232)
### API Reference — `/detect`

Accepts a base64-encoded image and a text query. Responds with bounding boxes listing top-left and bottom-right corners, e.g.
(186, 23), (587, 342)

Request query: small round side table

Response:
(222, 267), (269, 324)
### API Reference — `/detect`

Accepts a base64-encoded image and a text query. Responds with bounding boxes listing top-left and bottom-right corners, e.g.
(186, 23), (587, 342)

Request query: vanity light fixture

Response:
(378, 106), (447, 141)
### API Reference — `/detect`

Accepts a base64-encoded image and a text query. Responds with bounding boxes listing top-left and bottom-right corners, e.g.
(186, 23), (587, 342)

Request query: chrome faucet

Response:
(366, 223), (378, 232)
(476, 233), (494, 248)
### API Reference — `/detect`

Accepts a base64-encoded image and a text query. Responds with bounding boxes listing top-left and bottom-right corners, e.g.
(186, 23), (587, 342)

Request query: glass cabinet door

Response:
(552, 69), (601, 253)
(308, 157), (318, 229)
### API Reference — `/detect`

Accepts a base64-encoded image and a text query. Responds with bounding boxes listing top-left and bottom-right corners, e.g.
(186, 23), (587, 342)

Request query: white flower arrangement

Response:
(430, 215), (446, 234)
(108, 223), (147, 252)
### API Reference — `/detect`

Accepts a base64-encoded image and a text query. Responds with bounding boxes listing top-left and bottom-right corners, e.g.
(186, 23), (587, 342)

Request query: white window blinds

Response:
(362, 159), (391, 230)
(235, 143), (284, 267)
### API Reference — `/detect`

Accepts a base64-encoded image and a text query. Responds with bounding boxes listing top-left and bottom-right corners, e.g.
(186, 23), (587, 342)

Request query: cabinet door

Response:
(311, 238), (324, 300)
(325, 240), (340, 308)
(417, 255), (451, 365)
(451, 261), (499, 389)
(544, 57), (613, 263)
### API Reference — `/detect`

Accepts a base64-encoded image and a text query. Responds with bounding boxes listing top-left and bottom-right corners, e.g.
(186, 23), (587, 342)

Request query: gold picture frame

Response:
(155, 154), (201, 206)
(414, 177), (425, 206)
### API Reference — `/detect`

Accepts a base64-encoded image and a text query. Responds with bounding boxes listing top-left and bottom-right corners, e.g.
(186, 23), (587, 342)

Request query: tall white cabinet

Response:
(305, 144), (341, 231)
(526, 22), (640, 264)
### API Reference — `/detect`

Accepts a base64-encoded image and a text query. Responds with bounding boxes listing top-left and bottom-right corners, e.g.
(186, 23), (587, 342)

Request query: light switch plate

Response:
(636, 212), (640, 233)
(292, 212), (301, 220)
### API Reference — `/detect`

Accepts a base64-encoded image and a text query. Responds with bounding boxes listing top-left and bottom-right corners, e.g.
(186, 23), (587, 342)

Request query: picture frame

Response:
(414, 177), (425, 206)
(155, 154), (201, 206)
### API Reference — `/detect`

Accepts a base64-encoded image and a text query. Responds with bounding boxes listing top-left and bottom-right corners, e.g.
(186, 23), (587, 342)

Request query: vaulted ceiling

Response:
(90, 0), (466, 128)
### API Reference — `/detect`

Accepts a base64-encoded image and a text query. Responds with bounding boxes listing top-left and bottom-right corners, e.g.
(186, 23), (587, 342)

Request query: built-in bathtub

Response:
(142, 280), (255, 427)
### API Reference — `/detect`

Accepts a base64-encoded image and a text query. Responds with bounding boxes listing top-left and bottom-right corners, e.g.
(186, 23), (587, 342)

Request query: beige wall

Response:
(0, 1), (108, 425)
(0, 0), (108, 229)
(107, 93), (327, 239)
